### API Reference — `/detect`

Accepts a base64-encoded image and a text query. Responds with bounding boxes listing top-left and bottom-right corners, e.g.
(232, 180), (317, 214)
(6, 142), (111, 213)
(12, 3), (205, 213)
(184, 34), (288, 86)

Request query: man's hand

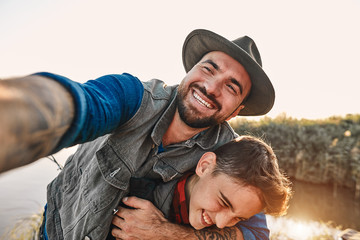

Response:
(111, 196), (169, 240)
(0, 75), (74, 173)
(111, 196), (244, 240)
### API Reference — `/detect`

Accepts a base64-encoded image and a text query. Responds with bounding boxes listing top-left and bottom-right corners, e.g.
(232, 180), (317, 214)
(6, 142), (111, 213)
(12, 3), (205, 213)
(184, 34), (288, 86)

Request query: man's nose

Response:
(204, 79), (221, 98)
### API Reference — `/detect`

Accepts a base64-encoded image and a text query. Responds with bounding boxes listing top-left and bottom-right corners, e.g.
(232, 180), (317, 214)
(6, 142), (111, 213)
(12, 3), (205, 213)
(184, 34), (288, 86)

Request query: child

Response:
(111, 135), (291, 237)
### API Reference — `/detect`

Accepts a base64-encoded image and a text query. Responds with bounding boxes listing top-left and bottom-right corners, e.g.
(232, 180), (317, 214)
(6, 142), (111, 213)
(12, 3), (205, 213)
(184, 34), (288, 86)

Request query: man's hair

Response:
(212, 135), (292, 216)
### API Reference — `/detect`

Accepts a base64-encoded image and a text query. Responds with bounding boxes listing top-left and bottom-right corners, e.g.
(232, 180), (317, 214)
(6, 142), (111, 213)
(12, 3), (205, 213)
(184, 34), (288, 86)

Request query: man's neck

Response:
(162, 110), (208, 147)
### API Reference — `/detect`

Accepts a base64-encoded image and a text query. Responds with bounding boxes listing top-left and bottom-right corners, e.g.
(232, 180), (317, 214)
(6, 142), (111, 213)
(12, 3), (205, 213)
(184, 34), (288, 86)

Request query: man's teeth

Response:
(193, 92), (213, 109)
(203, 212), (212, 225)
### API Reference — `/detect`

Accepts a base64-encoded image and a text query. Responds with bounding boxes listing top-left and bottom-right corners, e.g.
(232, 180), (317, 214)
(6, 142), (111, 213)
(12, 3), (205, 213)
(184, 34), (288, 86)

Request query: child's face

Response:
(188, 153), (263, 230)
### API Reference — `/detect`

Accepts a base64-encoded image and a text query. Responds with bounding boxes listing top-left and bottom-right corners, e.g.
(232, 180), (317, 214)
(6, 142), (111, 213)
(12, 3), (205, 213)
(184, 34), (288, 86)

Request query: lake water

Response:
(286, 178), (360, 230)
(0, 147), (359, 237)
(0, 147), (77, 237)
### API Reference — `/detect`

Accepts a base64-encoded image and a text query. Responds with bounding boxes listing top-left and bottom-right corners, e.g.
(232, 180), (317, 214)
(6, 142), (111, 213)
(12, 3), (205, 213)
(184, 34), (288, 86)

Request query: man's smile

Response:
(193, 91), (214, 109)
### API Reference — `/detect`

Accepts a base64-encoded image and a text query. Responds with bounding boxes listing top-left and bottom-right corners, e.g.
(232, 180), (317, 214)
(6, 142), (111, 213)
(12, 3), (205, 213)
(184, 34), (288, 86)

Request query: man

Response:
(110, 136), (291, 239)
(0, 29), (275, 239)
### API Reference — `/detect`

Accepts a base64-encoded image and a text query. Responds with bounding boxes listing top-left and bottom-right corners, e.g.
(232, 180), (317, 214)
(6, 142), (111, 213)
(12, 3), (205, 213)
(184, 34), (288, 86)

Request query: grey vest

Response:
(128, 177), (178, 220)
(45, 79), (238, 240)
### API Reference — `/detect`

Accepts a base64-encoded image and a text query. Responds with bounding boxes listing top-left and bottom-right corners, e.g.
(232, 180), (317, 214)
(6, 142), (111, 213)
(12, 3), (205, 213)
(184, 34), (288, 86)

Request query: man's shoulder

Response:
(142, 78), (178, 100)
(219, 121), (239, 138)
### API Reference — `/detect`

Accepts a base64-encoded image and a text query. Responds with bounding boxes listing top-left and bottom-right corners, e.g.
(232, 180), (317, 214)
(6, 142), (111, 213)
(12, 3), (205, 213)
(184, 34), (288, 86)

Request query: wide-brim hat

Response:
(182, 29), (275, 116)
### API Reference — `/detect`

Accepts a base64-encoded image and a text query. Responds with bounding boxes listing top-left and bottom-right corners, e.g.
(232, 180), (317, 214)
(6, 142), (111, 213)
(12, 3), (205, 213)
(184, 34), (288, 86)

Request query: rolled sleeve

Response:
(33, 72), (144, 153)
(236, 213), (270, 240)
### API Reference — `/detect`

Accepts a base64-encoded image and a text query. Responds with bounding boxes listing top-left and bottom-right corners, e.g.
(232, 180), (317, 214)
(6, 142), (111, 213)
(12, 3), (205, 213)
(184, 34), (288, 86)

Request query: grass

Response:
(0, 211), (43, 240)
(0, 211), (344, 240)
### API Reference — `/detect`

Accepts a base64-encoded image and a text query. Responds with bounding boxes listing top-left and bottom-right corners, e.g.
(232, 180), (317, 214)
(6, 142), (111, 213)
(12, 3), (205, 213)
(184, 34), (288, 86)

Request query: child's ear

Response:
(195, 152), (217, 177)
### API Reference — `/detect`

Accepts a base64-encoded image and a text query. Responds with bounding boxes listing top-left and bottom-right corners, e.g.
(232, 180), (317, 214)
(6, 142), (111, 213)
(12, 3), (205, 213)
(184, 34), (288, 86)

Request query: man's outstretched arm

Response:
(0, 72), (143, 174)
(111, 196), (244, 240)
(0, 75), (74, 173)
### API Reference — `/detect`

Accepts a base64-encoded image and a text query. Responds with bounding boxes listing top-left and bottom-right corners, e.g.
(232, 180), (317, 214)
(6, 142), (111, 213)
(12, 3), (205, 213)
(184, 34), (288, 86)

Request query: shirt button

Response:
(185, 140), (191, 146)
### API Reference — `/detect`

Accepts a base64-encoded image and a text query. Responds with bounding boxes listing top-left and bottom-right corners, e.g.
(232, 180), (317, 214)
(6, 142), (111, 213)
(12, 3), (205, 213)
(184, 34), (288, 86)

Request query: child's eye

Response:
(219, 199), (228, 208)
(236, 217), (247, 222)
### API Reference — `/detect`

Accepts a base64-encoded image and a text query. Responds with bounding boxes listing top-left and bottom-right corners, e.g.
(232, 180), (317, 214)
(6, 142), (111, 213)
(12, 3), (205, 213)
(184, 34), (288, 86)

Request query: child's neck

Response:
(185, 174), (198, 207)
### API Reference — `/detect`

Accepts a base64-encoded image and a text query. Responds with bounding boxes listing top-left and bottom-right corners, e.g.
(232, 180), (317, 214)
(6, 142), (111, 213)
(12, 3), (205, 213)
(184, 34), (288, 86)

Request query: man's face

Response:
(177, 51), (252, 128)
(187, 153), (263, 230)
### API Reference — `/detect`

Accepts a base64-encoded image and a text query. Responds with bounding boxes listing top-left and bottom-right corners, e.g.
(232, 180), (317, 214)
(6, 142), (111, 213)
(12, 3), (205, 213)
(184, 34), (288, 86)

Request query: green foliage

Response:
(230, 114), (360, 198)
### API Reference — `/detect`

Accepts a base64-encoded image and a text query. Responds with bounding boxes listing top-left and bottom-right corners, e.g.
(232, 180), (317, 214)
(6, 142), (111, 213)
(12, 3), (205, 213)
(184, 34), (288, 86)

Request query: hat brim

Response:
(182, 29), (275, 116)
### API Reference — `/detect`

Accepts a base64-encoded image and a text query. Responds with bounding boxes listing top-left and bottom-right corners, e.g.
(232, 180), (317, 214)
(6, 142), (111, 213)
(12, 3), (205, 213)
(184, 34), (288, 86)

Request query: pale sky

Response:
(1, 0), (359, 120)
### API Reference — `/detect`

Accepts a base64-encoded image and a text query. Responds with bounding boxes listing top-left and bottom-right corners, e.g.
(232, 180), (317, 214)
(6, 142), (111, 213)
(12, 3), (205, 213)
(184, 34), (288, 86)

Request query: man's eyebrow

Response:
(202, 59), (219, 71)
(220, 191), (234, 211)
(202, 59), (243, 95)
(230, 77), (243, 95)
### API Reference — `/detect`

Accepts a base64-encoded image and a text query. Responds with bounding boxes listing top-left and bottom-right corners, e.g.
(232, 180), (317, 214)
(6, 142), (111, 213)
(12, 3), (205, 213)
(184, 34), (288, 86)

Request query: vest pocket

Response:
(83, 143), (132, 213)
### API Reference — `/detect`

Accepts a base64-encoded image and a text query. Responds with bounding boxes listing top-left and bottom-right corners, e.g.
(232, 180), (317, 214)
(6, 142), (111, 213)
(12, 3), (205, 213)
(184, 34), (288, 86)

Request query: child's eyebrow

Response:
(220, 191), (234, 211)
(220, 191), (249, 221)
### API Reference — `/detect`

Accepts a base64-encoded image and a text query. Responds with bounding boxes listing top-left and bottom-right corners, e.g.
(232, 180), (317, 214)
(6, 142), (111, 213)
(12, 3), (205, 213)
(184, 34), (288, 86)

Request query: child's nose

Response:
(215, 213), (236, 229)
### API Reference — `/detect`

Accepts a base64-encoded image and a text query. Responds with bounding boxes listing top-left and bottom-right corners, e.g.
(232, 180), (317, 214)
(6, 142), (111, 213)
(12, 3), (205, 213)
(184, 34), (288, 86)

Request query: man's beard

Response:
(176, 84), (221, 128)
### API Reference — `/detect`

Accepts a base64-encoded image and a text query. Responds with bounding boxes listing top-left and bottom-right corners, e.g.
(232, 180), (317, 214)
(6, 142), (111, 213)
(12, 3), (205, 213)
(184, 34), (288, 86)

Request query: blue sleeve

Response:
(236, 213), (269, 240)
(33, 72), (144, 153)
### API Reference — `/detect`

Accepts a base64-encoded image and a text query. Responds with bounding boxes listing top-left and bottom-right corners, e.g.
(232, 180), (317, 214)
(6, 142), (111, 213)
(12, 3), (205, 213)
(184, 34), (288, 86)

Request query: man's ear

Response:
(195, 152), (217, 177)
(226, 105), (245, 121)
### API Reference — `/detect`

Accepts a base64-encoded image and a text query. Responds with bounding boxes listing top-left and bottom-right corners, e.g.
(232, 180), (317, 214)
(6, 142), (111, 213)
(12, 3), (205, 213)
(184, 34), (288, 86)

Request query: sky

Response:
(1, 0), (360, 120)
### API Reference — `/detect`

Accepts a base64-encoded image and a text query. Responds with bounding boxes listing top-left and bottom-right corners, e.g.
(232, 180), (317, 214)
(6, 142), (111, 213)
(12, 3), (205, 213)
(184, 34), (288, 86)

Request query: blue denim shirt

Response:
(37, 72), (269, 240)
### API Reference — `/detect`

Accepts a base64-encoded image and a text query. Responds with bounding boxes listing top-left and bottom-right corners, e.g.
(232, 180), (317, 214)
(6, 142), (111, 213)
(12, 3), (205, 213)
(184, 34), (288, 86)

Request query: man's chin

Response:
(183, 119), (215, 129)
(179, 110), (218, 128)
(177, 98), (220, 128)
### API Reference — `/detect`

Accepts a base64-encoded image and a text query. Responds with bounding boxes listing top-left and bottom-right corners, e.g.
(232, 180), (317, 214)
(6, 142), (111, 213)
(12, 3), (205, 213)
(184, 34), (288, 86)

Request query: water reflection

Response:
(287, 179), (360, 230)
(267, 215), (341, 240)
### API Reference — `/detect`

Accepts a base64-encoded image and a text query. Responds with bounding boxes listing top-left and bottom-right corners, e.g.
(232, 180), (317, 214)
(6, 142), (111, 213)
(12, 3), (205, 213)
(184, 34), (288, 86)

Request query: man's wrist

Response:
(158, 222), (244, 240)
(158, 222), (197, 240)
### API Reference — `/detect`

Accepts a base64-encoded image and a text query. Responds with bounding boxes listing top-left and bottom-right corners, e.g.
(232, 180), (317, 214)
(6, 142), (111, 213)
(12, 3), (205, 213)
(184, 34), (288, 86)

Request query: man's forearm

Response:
(159, 223), (244, 240)
(0, 75), (74, 173)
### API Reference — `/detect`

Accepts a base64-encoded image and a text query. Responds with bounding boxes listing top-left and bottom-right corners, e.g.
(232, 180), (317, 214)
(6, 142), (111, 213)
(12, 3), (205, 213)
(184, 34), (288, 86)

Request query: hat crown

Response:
(232, 36), (262, 67)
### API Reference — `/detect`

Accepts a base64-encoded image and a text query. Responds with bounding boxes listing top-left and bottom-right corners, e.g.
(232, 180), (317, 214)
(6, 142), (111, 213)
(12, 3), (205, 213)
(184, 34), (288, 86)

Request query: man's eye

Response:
(203, 66), (214, 74)
(227, 84), (236, 93)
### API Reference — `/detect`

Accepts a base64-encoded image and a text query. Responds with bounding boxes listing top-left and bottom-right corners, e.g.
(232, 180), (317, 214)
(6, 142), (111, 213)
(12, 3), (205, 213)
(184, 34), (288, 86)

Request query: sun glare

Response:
(267, 216), (341, 240)
(292, 222), (313, 240)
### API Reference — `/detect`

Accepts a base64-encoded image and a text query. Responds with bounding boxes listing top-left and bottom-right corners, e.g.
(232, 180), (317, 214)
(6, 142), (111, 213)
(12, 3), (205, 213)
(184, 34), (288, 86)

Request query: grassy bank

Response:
(1, 212), (343, 240)
(0, 211), (42, 240)
(230, 114), (360, 199)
